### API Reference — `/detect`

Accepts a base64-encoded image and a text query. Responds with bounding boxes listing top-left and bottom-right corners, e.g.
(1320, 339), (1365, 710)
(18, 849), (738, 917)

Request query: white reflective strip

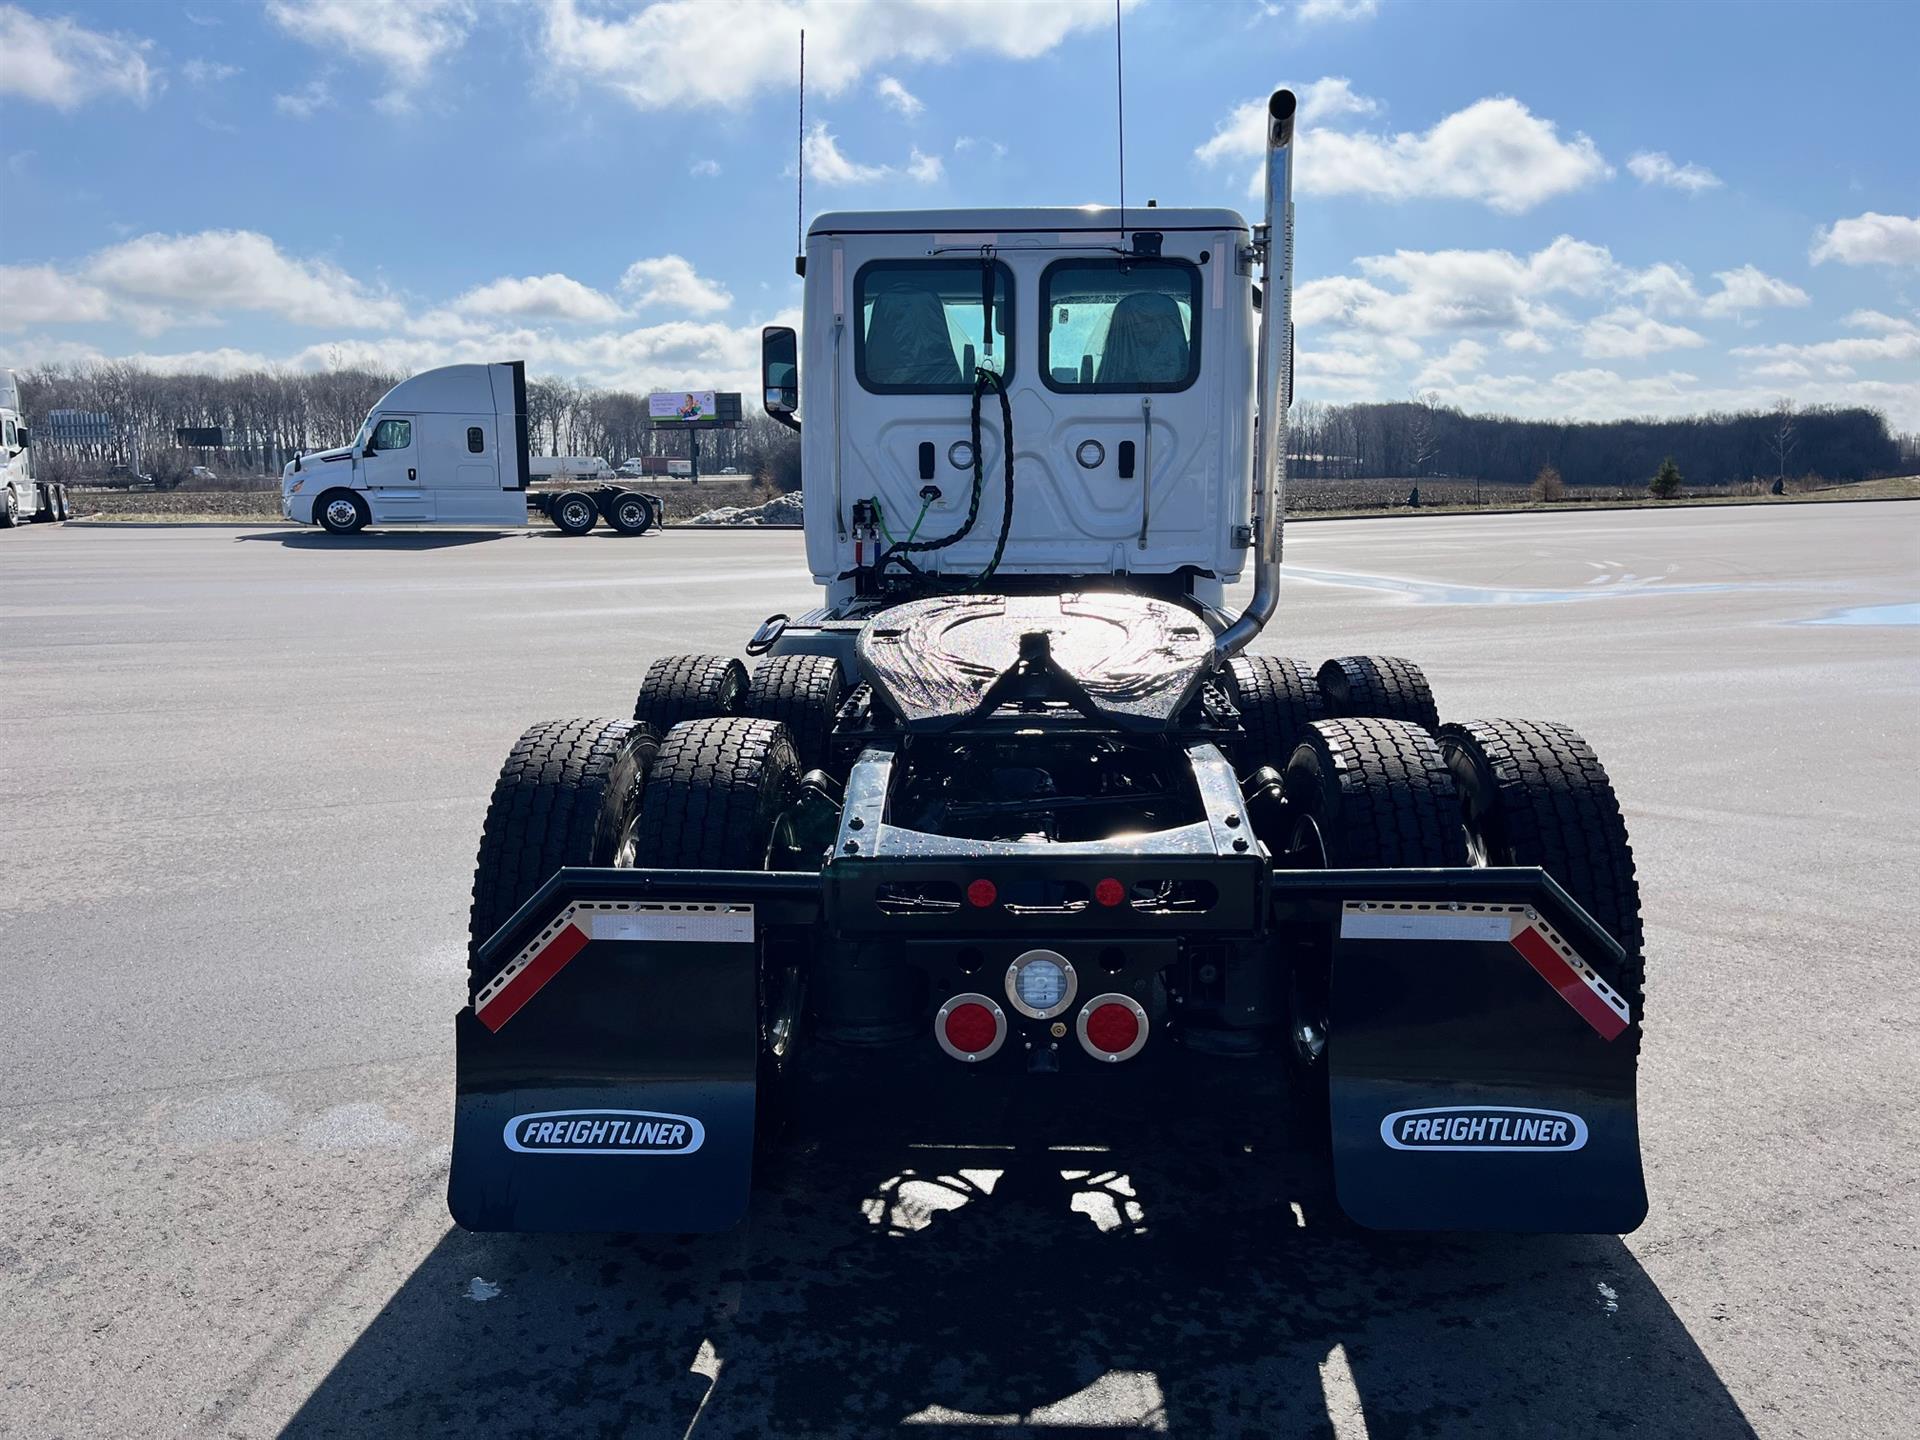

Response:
(1340, 912), (1512, 943)
(590, 907), (754, 944)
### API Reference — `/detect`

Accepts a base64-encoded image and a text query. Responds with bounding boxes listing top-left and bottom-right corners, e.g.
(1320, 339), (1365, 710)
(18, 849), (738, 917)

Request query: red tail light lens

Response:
(966, 878), (998, 908)
(1077, 994), (1149, 1062)
(935, 993), (1006, 1061)
(1094, 877), (1126, 907)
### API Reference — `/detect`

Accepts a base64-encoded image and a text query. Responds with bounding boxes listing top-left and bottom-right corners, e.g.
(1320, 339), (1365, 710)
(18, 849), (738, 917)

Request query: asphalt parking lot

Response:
(3, 504), (1916, 1438)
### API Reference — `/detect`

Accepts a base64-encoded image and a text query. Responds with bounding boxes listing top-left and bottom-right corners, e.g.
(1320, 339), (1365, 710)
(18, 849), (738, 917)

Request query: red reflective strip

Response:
(477, 923), (589, 1033)
(1510, 925), (1628, 1041)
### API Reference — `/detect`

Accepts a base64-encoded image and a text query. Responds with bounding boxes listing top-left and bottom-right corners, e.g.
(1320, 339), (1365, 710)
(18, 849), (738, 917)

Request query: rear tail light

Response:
(1077, 994), (1149, 1062)
(935, 993), (1007, 1062)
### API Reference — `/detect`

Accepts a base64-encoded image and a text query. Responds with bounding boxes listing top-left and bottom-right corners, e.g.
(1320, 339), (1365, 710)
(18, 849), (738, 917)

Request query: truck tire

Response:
(743, 654), (844, 771)
(32, 485), (54, 522)
(467, 717), (658, 991)
(1440, 718), (1644, 1044)
(1285, 716), (1466, 869)
(317, 490), (368, 535)
(633, 654), (747, 731)
(607, 490), (656, 535)
(550, 491), (597, 535)
(1, 487), (18, 527)
(53, 487), (69, 522)
(633, 717), (802, 871)
(1227, 654), (1325, 772)
(1316, 655), (1439, 734)
(1282, 717), (1466, 1087)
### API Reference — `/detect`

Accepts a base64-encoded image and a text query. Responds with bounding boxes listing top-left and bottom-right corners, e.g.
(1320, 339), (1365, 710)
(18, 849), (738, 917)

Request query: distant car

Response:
(190, 465), (219, 482)
(617, 460), (648, 476)
(719, 466), (739, 474)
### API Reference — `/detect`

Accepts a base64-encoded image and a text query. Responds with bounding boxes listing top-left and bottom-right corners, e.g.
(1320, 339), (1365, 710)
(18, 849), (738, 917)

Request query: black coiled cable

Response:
(876, 365), (1015, 585)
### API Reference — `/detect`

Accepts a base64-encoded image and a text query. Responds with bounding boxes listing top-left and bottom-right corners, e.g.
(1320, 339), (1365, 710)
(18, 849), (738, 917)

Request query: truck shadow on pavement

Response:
(279, 1078), (1756, 1440)
(234, 530), (511, 550)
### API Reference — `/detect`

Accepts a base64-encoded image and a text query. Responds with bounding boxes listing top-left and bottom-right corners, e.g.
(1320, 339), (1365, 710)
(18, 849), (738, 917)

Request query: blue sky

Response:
(2, 0), (1916, 427)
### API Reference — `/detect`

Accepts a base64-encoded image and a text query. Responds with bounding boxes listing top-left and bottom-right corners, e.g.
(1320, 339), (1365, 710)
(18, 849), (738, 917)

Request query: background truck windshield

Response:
(856, 261), (1013, 393)
(1043, 260), (1200, 392)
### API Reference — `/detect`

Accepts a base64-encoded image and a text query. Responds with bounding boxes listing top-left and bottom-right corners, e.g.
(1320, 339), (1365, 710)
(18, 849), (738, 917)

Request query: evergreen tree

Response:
(1649, 457), (1683, 499)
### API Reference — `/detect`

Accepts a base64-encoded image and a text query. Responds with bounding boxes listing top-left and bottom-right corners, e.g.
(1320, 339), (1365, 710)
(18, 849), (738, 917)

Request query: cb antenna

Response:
(795, 29), (805, 267)
(1114, 0), (1126, 238)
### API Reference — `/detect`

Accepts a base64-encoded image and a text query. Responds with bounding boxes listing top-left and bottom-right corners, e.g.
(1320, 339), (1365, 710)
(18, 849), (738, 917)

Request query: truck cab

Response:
(282, 362), (532, 531)
(768, 207), (1255, 615)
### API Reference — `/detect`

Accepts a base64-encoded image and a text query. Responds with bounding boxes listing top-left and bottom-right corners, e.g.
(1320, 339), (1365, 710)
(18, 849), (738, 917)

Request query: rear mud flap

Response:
(450, 896), (759, 1233)
(1328, 899), (1646, 1233)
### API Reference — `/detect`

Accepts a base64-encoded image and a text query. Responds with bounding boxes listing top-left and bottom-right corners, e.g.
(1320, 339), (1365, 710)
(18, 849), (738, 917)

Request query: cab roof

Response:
(809, 206), (1248, 237)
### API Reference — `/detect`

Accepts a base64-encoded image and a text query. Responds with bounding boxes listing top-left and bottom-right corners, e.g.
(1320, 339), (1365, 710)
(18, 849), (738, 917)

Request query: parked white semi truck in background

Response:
(281, 361), (661, 536)
(0, 370), (72, 528)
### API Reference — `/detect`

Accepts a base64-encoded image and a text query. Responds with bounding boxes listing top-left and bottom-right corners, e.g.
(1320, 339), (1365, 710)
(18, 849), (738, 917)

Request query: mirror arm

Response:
(771, 410), (801, 434)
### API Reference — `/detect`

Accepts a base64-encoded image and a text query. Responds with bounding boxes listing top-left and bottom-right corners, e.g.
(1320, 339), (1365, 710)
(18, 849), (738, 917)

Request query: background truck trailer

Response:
(0, 370), (72, 528)
(281, 362), (661, 536)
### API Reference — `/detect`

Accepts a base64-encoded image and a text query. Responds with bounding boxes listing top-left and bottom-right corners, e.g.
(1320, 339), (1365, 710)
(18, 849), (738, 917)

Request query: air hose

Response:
(875, 365), (1015, 585)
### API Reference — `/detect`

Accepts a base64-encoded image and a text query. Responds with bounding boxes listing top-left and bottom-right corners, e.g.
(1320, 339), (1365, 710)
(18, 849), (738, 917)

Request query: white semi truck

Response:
(0, 370), (72, 528)
(281, 362), (661, 536)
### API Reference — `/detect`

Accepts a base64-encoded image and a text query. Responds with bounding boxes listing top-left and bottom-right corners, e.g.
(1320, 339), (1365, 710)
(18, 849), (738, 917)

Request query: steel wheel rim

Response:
(325, 499), (358, 528)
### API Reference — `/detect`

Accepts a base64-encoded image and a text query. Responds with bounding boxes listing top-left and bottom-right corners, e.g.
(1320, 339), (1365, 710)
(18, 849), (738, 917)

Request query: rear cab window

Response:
(1042, 259), (1202, 393)
(855, 260), (1014, 393)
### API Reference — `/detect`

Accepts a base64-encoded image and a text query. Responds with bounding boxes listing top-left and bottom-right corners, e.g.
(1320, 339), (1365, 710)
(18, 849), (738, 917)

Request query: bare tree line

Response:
(16, 362), (1906, 492)
(16, 364), (799, 488)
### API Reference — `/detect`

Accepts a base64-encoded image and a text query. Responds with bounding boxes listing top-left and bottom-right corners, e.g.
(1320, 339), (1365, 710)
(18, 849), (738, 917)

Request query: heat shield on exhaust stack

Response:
(1327, 898), (1647, 1233)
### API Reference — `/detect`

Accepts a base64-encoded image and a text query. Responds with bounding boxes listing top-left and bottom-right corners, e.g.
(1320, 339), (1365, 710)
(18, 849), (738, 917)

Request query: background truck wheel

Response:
(1, 488), (18, 527)
(1282, 717), (1468, 1086)
(53, 486), (69, 522)
(550, 492), (597, 535)
(608, 490), (655, 535)
(1316, 655), (1440, 733)
(633, 653), (747, 732)
(1227, 654), (1325, 772)
(742, 654), (845, 771)
(1441, 718), (1645, 1045)
(466, 717), (658, 993)
(317, 490), (368, 535)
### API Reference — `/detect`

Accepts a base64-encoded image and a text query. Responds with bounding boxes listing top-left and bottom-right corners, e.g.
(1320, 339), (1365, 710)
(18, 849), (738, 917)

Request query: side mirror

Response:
(363, 443), (377, 457)
(15, 425), (28, 447)
(762, 326), (799, 431)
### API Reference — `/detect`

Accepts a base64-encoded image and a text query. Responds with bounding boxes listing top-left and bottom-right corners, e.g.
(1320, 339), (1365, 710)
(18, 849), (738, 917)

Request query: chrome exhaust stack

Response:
(1213, 88), (1296, 667)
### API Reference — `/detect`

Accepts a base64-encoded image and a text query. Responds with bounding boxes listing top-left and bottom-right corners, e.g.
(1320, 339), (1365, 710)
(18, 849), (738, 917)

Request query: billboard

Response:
(648, 391), (742, 427)
(176, 426), (224, 447)
(650, 390), (716, 424)
(46, 410), (114, 444)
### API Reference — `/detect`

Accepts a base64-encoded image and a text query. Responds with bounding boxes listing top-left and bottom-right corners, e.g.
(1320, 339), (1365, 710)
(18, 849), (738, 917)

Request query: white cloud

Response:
(0, 265), (114, 329)
(0, 4), (157, 110)
(267, 0), (473, 102)
(800, 121), (941, 186)
(1298, 0), (1378, 21)
(905, 147), (944, 183)
(1414, 338), (1489, 387)
(1626, 151), (1722, 193)
(1700, 264), (1809, 318)
(1810, 212), (1920, 268)
(875, 74), (923, 118)
(1199, 88), (1609, 213)
(954, 135), (1008, 159)
(457, 274), (624, 324)
(689, 158), (721, 177)
(84, 230), (403, 329)
(1841, 309), (1919, 335)
(619, 255), (733, 314)
(181, 58), (240, 86)
(1580, 310), (1707, 359)
(1300, 237), (1616, 338)
(1619, 262), (1702, 316)
(275, 75), (332, 118)
(1732, 327), (1920, 372)
(538, 0), (1128, 111)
